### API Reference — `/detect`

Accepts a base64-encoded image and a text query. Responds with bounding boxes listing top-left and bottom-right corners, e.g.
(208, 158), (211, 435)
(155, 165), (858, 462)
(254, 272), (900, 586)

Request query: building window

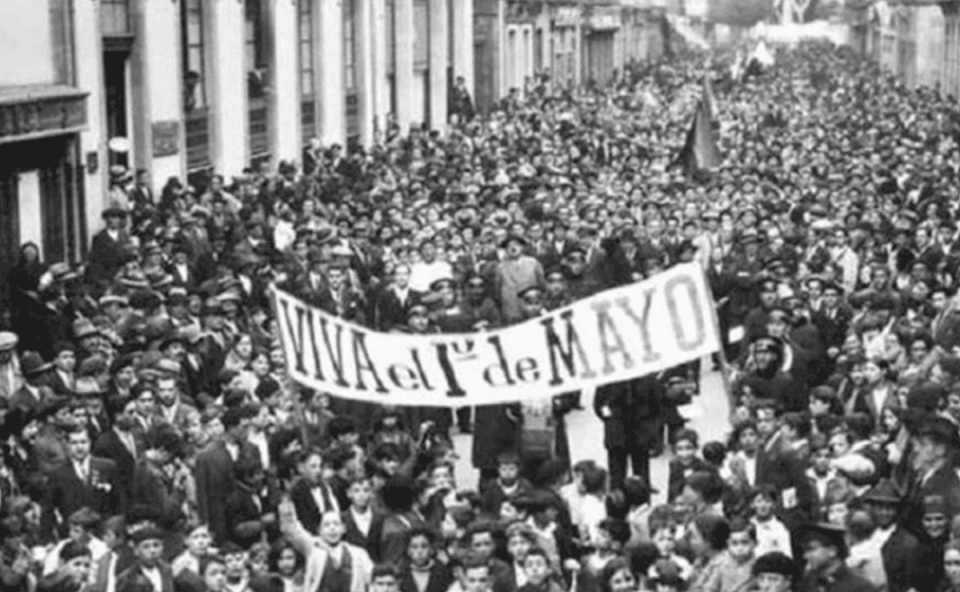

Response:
(246, 0), (268, 99)
(181, 0), (206, 111)
(344, 0), (357, 91)
(100, 0), (131, 37)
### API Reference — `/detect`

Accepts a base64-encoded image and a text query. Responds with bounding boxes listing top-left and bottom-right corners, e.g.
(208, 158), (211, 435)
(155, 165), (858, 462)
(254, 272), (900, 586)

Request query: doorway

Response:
(103, 50), (130, 168)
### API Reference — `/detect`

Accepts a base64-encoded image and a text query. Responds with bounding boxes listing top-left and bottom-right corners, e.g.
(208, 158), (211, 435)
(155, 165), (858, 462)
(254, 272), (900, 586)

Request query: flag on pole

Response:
(675, 78), (720, 175)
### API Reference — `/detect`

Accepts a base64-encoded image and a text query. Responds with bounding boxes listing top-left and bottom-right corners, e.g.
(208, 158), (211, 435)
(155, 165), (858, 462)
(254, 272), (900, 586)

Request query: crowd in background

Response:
(2, 39), (960, 592)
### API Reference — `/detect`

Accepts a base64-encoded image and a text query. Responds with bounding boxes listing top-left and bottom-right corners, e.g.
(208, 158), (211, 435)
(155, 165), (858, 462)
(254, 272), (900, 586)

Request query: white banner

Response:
(273, 263), (720, 407)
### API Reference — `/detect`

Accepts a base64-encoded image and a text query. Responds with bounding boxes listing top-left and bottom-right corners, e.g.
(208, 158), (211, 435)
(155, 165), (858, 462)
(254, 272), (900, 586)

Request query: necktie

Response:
(320, 484), (335, 512)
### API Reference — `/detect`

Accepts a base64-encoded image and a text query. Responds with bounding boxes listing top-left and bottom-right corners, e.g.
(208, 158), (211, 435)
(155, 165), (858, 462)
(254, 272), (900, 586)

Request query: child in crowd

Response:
(518, 546), (565, 592)
(649, 519), (694, 581)
(749, 486), (792, 558)
(702, 517), (756, 592)
(668, 430), (708, 502)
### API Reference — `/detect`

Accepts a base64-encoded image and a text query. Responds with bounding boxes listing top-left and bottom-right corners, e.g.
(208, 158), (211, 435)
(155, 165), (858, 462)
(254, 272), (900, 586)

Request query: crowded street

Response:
(451, 373), (731, 496)
(6, 0), (960, 587)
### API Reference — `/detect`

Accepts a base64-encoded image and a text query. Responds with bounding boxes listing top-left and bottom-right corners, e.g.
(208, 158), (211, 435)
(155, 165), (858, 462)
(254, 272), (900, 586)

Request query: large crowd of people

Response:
(1, 38), (960, 592)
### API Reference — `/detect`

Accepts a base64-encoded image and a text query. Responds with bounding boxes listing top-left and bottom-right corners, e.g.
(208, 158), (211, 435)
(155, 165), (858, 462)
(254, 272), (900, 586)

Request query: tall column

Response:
(370, 0), (390, 140)
(208, 0), (248, 177)
(318, 0), (346, 145)
(266, 0), (301, 165)
(133, 0), (185, 191)
(394, 0), (416, 131)
(452, 0), (474, 90)
(497, 0), (507, 95)
(428, 0), (448, 131)
(356, 0), (376, 146)
(73, 0), (107, 237)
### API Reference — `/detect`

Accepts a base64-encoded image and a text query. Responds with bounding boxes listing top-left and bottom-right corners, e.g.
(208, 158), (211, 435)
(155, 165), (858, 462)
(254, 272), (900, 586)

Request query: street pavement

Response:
(452, 363), (731, 503)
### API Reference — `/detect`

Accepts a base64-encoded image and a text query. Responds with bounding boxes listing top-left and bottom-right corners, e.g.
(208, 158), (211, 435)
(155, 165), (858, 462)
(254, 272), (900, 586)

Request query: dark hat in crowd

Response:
(68, 507), (101, 529)
(500, 233), (528, 248)
(924, 494), (948, 517)
(73, 320), (101, 340)
(130, 526), (166, 545)
(906, 383), (946, 413)
(801, 522), (848, 558)
(915, 416), (960, 448)
(518, 285), (545, 303)
(407, 304), (429, 320)
(751, 336), (782, 355)
(863, 479), (902, 505)
(19, 351), (52, 378)
(430, 278), (455, 292)
(752, 552), (796, 580)
(102, 206), (128, 220)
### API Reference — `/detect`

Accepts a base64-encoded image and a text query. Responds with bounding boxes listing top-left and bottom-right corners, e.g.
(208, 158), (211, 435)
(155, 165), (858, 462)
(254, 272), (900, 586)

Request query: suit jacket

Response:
(797, 564), (875, 592)
(46, 371), (75, 398)
(168, 263), (197, 291)
(194, 440), (259, 543)
(46, 456), (123, 533)
(154, 401), (201, 438)
(379, 512), (425, 567)
(398, 562), (453, 592)
(226, 483), (270, 548)
(9, 384), (54, 415)
(341, 508), (385, 561)
(87, 229), (132, 285)
(904, 463), (960, 537)
(880, 527), (921, 592)
(594, 375), (664, 450)
(755, 432), (813, 528)
(93, 428), (141, 500)
(316, 286), (367, 324)
(115, 561), (175, 592)
(812, 304), (853, 349)
(131, 460), (185, 529)
(289, 478), (339, 535)
(374, 287), (423, 331)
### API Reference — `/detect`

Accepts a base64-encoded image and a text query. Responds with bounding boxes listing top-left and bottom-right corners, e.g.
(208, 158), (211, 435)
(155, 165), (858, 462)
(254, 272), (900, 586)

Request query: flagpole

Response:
(698, 266), (738, 422)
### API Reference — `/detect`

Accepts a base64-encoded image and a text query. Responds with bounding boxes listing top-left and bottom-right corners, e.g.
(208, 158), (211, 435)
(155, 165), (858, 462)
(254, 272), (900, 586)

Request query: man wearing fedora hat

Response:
(862, 479), (922, 592)
(798, 522), (873, 592)
(10, 351), (56, 415)
(87, 205), (132, 290)
(902, 416), (960, 537)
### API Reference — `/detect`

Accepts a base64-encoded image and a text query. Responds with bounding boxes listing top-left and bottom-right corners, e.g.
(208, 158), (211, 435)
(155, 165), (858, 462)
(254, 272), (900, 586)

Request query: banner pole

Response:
(698, 266), (737, 420)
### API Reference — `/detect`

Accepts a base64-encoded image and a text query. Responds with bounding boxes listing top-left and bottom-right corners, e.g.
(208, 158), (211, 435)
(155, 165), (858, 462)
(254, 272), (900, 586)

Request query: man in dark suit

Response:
(94, 398), (142, 502)
(341, 477), (384, 561)
(45, 425), (123, 536)
(87, 207), (132, 289)
(194, 406), (258, 544)
(798, 523), (874, 592)
(115, 527), (175, 592)
(862, 480), (922, 592)
(902, 416), (960, 537)
(316, 265), (366, 324)
(373, 264), (423, 331)
(10, 351), (56, 414)
(225, 459), (274, 548)
(754, 400), (813, 530)
(812, 281), (853, 352)
(289, 448), (340, 534)
(594, 374), (665, 490)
